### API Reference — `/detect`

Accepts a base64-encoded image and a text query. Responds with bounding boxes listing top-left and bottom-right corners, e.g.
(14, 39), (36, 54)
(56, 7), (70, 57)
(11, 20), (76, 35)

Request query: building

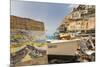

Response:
(57, 5), (95, 34)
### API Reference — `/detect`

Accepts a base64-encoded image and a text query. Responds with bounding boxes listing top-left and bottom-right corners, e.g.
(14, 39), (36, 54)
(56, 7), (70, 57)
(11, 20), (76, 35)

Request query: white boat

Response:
(47, 39), (80, 56)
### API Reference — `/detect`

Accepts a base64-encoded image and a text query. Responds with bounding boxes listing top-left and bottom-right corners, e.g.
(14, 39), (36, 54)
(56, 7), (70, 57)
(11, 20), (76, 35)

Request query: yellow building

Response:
(57, 5), (95, 33)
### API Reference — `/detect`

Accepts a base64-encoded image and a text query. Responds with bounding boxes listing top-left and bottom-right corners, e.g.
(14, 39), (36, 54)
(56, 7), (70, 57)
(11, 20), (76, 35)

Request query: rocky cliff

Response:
(10, 15), (45, 31)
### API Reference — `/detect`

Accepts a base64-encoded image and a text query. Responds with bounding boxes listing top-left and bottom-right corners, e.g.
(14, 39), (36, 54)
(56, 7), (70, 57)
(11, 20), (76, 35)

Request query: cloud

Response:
(68, 4), (79, 8)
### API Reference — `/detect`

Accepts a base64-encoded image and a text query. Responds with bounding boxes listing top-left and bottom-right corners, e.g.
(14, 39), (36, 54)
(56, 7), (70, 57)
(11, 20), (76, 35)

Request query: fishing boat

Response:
(47, 36), (95, 63)
(47, 39), (80, 63)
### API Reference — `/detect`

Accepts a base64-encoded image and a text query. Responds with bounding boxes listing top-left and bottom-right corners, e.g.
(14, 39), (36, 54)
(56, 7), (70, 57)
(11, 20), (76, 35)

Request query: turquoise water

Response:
(46, 36), (56, 40)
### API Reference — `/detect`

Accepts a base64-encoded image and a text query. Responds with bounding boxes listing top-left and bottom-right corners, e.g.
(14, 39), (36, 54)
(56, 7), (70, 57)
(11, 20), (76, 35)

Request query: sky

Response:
(11, 0), (78, 36)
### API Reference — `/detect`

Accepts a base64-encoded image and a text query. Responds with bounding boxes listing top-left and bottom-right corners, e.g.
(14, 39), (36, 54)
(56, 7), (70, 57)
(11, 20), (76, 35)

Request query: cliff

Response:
(10, 15), (45, 31)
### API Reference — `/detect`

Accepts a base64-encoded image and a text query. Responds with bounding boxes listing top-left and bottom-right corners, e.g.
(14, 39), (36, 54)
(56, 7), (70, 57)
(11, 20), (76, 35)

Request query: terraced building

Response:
(57, 5), (95, 34)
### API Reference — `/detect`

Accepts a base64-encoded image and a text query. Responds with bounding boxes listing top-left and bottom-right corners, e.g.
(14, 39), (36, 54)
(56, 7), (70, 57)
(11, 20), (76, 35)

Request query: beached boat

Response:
(47, 36), (95, 63)
(47, 39), (80, 63)
(47, 39), (80, 56)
